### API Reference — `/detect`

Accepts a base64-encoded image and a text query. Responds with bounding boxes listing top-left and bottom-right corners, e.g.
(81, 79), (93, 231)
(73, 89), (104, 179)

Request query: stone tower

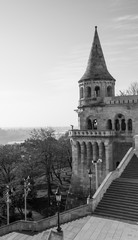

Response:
(69, 27), (138, 198)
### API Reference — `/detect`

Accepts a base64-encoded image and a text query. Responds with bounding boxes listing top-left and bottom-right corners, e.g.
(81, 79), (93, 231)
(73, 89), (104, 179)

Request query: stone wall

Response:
(113, 141), (132, 170)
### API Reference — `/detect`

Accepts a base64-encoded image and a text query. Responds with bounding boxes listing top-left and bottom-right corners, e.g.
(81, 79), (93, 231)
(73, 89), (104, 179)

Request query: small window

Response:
(87, 119), (92, 130)
(115, 119), (120, 131)
(80, 87), (84, 99)
(95, 86), (100, 97)
(107, 86), (112, 97)
(93, 119), (97, 130)
(107, 119), (112, 130)
(86, 86), (91, 98)
(128, 119), (132, 131)
(121, 119), (126, 131)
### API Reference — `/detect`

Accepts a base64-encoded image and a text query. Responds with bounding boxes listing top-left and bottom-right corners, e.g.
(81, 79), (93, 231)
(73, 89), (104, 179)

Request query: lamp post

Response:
(55, 186), (62, 233)
(5, 185), (15, 225)
(92, 159), (102, 190)
(24, 176), (30, 221)
(6, 185), (10, 225)
(88, 168), (92, 199)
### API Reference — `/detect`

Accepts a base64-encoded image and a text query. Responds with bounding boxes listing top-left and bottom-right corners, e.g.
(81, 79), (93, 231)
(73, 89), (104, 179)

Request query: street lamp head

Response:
(55, 186), (61, 202)
(92, 159), (102, 164)
(92, 160), (97, 164)
(88, 168), (92, 178)
(98, 158), (102, 163)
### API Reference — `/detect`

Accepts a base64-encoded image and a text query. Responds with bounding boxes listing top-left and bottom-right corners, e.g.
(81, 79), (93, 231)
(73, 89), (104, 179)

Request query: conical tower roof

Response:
(79, 26), (115, 82)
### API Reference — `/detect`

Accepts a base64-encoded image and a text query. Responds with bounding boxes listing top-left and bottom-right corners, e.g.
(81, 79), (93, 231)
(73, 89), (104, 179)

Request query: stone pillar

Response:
(134, 120), (138, 135)
(134, 135), (138, 157)
(105, 142), (113, 175)
(71, 140), (79, 175)
(126, 118), (128, 134)
(98, 142), (103, 178)
(87, 142), (92, 168)
(99, 142), (103, 160)
(80, 142), (85, 163)
(93, 142), (98, 161)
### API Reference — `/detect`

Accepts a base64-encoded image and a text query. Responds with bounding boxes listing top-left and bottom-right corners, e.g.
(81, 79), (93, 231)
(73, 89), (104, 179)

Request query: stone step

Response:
(107, 186), (138, 192)
(94, 211), (138, 222)
(100, 198), (138, 207)
(96, 203), (138, 213)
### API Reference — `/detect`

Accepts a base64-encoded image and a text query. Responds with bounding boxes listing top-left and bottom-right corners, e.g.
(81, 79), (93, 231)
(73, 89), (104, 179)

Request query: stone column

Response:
(99, 142), (103, 160)
(105, 142), (113, 175)
(71, 140), (80, 175)
(81, 142), (86, 164)
(87, 142), (92, 168)
(93, 142), (98, 162)
(134, 135), (138, 157)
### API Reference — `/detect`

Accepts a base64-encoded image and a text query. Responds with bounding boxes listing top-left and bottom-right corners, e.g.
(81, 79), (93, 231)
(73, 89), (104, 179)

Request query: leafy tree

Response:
(0, 144), (20, 187)
(58, 132), (72, 170)
(25, 128), (61, 206)
(0, 144), (36, 220)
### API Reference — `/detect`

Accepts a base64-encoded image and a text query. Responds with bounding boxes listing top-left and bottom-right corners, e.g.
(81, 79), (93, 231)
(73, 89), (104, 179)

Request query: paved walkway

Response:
(61, 216), (138, 240)
(2, 215), (138, 239)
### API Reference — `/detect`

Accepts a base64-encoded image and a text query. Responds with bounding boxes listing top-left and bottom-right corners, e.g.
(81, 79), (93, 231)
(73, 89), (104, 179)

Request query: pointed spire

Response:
(80, 26), (115, 82)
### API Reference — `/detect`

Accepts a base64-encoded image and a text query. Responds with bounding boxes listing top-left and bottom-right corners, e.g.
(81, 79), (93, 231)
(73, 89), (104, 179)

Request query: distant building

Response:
(69, 26), (137, 196)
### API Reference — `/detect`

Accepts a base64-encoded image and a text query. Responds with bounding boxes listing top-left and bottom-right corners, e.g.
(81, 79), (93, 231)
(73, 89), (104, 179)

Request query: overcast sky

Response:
(0, 0), (138, 127)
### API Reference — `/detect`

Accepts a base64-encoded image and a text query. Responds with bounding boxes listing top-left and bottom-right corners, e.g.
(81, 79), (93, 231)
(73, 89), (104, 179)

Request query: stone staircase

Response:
(94, 154), (138, 221)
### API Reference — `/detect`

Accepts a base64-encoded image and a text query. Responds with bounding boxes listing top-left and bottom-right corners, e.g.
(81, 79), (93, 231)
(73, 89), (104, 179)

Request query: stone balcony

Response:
(69, 130), (116, 137)
(69, 129), (133, 138)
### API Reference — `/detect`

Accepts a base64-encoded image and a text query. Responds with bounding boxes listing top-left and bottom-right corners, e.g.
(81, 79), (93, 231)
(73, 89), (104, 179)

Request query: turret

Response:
(79, 26), (115, 108)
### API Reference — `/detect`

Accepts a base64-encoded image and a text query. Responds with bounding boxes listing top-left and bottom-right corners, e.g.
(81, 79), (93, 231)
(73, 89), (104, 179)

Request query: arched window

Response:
(121, 119), (126, 131)
(107, 119), (112, 130)
(115, 119), (120, 131)
(87, 119), (92, 130)
(128, 119), (132, 131)
(86, 86), (91, 98)
(107, 86), (112, 97)
(114, 113), (126, 132)
(80, 87), (84, 99)
(95, 86), (100, 97)
(93, 119), (97, 130)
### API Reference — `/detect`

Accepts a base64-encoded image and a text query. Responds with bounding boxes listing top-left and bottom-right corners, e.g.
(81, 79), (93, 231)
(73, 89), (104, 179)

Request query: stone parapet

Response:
(104, 95), (138, 105)
(0, 204), (91, 237)
(69, 130), (115, 137)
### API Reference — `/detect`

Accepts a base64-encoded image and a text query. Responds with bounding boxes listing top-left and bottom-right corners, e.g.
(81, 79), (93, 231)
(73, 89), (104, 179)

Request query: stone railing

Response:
(116, 147), (134, 176)
(104, 95), (138, 105)
(0, 204), (91, 236)
(69, 130), (115, 137)
(91, 147), (134, 211)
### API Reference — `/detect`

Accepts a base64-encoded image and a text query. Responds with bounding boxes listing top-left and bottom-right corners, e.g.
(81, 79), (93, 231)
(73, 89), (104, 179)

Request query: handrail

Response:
(117, 147), (134, 175)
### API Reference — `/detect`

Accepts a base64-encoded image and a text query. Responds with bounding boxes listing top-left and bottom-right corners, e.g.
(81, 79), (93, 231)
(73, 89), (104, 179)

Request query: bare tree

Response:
(119, 82), (138, 96)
